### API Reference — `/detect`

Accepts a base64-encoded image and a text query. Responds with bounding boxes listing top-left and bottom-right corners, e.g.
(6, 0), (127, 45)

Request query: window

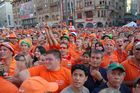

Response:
(8, 15), (11, 25)
(77, 13), (82, 19)
(98, 11), (100, 17)
(85, 11), (93, 18)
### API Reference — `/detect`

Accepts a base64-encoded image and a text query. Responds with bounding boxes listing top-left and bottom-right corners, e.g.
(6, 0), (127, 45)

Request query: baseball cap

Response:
(108, 62), (125, 72)
(19, 76), (58, 93)
(60, 35), (70, 41)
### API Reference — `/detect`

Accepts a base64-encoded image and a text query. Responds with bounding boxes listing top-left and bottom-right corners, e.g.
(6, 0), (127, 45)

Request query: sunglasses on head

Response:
(136, 48), (140, 51)
(134, 39), (140, 43)
(60, 47), (67, 49)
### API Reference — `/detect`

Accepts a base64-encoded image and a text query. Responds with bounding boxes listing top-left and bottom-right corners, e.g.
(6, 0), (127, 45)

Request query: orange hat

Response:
(89, 33), (96, 38)
(0, 42), (15, 56)
(19, 76), (58, 93)
(6, 32), (17, 39)
(62, 29), (69, 35)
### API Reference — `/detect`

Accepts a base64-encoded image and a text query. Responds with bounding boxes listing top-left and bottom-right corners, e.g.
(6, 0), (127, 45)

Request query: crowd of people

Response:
(0, 24), (140, 93)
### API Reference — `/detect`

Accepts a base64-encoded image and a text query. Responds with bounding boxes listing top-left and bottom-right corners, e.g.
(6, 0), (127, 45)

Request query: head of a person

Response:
(90, 50), (104, 68)
(53, 32), (60, 42)
(127, 34), (134, 41)
(38, 34), (46, 44)
(80, 51), (90, 67)
(32, 36), (38, 45)
(34, 45), (47, 59)
(60, 42), (69, 56)
(71, 64), (89, 88)
(104, 40), (115, 53)
(69, 32), (77, 43)
(42, 49), (61, 71)
(15, 54), (27, 70)
(0, 42), (15, 59)
(19, 38), (32, 52)
(95, 42), (104, 52)
(107, 62), (126, 89)
(19, 76), (58, 93)
(76, 39), (83, 48)
(115, 38), (124, 49)
(60, 35), (70, 44)
(133, 42), (140, 61)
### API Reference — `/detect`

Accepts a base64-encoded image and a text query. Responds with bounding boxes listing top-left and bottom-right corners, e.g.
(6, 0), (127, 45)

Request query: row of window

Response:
(77, 10), (107, 19)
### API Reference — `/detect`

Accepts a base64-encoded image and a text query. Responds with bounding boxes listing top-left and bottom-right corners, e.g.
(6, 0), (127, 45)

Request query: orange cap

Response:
(6, 32), (17, 39)
(89, 33), (96, 38)
(19, 76), (58, 93)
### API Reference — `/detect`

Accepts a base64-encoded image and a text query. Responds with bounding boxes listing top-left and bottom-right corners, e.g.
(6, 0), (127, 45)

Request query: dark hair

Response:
(15, 54), (25, 61)
(91, 50), (104, 57)
(35, 46), (47, 55)
(45, 49), (61, 61)
(71, 64), (89, 76)
(82, 51), (91, 57)
(95, 42), (105, 52)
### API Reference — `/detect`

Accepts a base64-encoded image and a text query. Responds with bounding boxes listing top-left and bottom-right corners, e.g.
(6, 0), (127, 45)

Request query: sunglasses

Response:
(60, 47), (67, 49)
(134, 39), (140, 43)
(136, 48), (140, 51)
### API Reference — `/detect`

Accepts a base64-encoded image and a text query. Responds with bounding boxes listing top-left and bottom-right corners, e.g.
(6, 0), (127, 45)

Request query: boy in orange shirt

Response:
(19, 49), (71, 93)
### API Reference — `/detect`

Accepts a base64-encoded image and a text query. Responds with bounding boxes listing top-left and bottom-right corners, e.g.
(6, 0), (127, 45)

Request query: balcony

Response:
(50, 2), (59, 7)
(95, 5), (109, 10)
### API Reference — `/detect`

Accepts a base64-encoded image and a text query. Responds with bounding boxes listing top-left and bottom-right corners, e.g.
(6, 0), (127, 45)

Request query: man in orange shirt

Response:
(101, 40), (118, 68)
(60, 42), (75, 69)
(115, 38), (128, 63)
(19, 49), (71, 93)
(122, 41), (140, 87)
(0, 42), (16, 76)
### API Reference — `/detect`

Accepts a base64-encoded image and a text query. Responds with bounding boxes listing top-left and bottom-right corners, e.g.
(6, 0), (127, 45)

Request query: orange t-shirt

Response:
(0, 77), (19, 93)
(61, 55), (76, 69)
(125, 42), (133, 53)
(2, 59), (16, 76)
(28, 65), (71, 93)
(9, 59), (16, 76)
(114, 49), (128, 63)
(122, 58), (140, 81)
(101, 52), (119, 68)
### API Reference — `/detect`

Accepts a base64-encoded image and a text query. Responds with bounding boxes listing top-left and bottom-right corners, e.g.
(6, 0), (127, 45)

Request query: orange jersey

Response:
(61, 55), (76, 69)
(2, 59), (16, 76)
(101, 53), (119, 68)
(28, 65), (71, 93)
(114, 49), (128, 63)
(122, 58), (140, 81)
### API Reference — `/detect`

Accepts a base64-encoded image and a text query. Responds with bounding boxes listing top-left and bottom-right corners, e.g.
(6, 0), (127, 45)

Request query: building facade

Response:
(12, 0), (125, 27)
(12, 0), (37, 27)
(74, 0), (126, 27)
(0, 0), (14, 27)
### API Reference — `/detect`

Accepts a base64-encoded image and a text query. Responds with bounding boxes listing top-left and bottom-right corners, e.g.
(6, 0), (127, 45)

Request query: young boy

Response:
(61, 64), (89, 93)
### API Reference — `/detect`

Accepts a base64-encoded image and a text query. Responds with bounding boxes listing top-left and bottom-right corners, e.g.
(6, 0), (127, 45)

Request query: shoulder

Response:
(121, 58), (133, 67)
(83, 86), (90, 93)
(0, 78), (19, 93)
(60, 86), (72, 93)
(60, 66), (71, 74)
(92, 83), (108, 93)
(120, 84), (131, 93)
(29, 65), (46, 70)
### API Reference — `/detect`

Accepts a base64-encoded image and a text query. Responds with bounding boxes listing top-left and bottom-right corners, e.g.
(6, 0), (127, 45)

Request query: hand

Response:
(4, 76), (17, 83)
(90, 69), (103, 81)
